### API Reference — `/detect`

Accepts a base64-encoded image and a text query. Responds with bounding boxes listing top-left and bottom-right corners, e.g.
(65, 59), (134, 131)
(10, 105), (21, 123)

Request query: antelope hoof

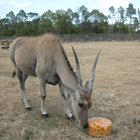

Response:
(67, 116), (75, 120)
(41, 114), (49, 118)
(26, 107), (32, 111)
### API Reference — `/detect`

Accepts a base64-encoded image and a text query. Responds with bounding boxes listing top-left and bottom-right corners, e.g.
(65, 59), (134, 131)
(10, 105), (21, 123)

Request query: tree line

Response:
(0, 3), (140, 37)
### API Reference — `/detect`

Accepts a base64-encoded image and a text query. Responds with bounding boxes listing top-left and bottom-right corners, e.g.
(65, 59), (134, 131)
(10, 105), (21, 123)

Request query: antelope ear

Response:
(66, 87), (80, 100)
(85, 80), (93, 95)
(60, 82), (80, 100)
(65, 85), (75, 95)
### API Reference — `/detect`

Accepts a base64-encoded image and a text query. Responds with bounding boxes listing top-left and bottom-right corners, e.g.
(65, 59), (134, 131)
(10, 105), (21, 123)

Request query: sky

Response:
(0, 0), (140, 18)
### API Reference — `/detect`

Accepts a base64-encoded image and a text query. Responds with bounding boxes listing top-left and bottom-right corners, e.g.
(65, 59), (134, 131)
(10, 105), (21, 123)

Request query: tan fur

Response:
(9, 33), (97, 129)
(81, 94), (92, 108)
(10, 34), (78, 86)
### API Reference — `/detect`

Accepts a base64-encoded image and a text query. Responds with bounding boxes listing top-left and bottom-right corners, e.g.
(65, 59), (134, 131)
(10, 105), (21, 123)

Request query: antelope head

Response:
(68, 47), (101, 129)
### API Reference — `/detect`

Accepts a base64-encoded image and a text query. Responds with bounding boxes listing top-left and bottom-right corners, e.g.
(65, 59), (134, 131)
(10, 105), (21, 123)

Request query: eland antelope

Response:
(9, 33), (100, 129)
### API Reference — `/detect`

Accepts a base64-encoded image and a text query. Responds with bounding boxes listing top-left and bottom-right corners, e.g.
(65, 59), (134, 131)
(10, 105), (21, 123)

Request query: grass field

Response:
(0, 41), (140, 140)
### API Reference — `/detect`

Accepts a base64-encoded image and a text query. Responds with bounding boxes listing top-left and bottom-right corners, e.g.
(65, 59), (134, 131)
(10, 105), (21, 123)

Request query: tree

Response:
(118, 6), (126, 23)
(117, 6), (126, 34)
(79, 5), (89, 23)
(90, 9), (100, 31)
(0, 19), (2, 36)
(108, 6), (116, 38)
(133, 17), (139, 32)
(1, 4), (140, 37)
(0, 18), (9, 36)
(65, 8), (73, 36)
(138, 8), (140, 20)
(89, 9), (108, 33)
(113, 22), (129, 33)
(40, 10), (55, 34)
(27, 12), (39, 20)
(54, 10), (69, 34)
(6, 11), (15, 23)
(73, 10), (80, 33)
(6, 11), (16, 35)
(73, 10), (80, 25)
(126, 3), (136, 39)
(78, 5), (89, 33)
(16, 10), (28, 22)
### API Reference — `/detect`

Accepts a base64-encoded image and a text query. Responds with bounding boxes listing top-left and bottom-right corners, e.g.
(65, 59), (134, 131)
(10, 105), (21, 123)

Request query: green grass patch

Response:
(44, 120), (58, 128)
(9, 118), (15, 122)
(0, 133), (3, 138)
(0, 113), (3, 117)
(23, 130), (34, 140)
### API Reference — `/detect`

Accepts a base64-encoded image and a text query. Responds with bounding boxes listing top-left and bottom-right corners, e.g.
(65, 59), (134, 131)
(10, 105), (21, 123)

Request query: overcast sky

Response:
(0, 0), (140, 18)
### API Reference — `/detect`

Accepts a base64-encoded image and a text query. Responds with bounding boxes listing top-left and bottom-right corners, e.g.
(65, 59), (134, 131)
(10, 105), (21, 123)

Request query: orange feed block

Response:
(87, 117), (112, 137)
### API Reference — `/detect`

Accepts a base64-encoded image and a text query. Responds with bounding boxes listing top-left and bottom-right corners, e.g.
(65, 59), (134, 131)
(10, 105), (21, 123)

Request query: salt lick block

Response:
(87, 117), (112, 137)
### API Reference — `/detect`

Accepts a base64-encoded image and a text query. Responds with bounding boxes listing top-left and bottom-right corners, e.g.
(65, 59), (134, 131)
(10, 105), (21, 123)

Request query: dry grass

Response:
(0, 41), (140, 140)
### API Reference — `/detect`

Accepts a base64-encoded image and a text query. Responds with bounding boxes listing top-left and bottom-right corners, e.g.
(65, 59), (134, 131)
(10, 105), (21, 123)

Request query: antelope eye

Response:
(78, 102), (84, 108)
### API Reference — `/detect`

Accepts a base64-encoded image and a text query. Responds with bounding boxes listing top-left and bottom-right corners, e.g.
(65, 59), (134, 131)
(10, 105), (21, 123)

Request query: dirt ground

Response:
(0, 41), (140, 140)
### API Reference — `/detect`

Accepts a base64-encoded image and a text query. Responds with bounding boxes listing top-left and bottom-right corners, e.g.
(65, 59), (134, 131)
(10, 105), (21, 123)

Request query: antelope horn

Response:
(71, 46), (84, 92)
(85, 51), (101, 94)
